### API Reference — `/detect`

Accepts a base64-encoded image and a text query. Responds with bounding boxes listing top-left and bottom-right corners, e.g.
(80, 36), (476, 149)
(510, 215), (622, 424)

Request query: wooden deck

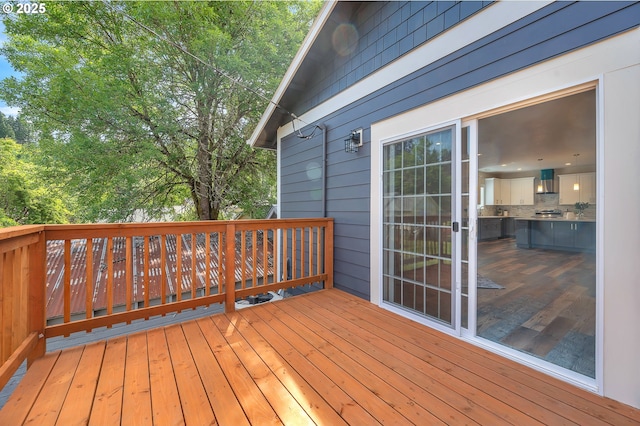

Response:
(1, 289), (638, 425)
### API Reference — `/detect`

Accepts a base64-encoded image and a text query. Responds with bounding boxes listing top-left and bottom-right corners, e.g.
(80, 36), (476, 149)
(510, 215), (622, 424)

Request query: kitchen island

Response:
(514, 217), (596, 252)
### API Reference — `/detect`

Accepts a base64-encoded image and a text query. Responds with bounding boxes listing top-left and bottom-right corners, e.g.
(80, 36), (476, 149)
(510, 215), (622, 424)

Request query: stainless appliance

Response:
(538, 169), (556, 194)
(533, 209), (563, 218)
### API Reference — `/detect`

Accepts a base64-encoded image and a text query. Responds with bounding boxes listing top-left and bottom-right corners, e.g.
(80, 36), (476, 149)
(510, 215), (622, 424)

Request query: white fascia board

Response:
(277, 0), (552, 139)
(248, 1), (337, 147)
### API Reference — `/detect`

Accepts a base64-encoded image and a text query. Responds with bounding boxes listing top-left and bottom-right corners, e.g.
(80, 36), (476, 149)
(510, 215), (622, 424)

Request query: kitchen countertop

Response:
(478, 216), (595, 222)
(513, 216), (596, 223)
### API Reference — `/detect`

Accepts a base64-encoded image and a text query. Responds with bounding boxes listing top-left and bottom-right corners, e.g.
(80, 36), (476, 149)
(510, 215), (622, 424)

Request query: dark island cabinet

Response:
(531, 221), (554, 247)
(520, 219), (595, 252)
(478, 217), (517, 241)
(502, 217), (516, 238)
(478, 218), (502, 241)
(574, 222), (596, 250)
(551, 221), (574, 248)
(515, 220), (531, 248)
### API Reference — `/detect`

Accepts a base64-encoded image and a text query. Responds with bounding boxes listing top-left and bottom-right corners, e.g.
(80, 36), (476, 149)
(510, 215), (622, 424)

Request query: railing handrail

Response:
(42, 218), (329, 235)
(0, 218), (334, 391)
(0, 224), (44, 241)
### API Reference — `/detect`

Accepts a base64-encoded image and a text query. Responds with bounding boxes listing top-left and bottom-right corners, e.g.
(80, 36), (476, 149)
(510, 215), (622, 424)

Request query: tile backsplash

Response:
(480, 193), (596, 219)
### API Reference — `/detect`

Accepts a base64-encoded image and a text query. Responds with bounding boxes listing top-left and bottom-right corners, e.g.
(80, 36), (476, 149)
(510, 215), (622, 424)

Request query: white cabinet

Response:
(486, 177), (533, 205)
(500, 179), (511, 205)
(510, 177), (535, 205)
(580, 172), (596, 203)
(559, 172), (596, 205)
(559, 175), (579, 205)
(485, 178), (501, 205)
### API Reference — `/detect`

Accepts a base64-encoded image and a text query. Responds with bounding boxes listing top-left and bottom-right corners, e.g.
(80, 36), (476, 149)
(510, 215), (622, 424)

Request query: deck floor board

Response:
(296, 291), (535, 425)
(0, 289), (638, 425)
(121, 333), (152, 426)
(89, 337), (126, 425)
(57, 341), (105, 426)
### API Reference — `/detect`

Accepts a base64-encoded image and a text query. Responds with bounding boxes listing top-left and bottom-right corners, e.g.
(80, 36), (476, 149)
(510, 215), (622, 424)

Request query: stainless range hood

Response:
(538, 169), (556, 194)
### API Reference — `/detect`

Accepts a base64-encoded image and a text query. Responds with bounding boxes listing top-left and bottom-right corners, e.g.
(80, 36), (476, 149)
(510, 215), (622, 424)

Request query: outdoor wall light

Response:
(344, 129), (363, 153)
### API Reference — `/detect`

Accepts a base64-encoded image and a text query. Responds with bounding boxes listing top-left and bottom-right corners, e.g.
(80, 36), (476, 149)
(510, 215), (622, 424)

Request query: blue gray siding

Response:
(294, 1), (491, 114)
(280, 131), (323, 217)
(280, 1), (640, 298)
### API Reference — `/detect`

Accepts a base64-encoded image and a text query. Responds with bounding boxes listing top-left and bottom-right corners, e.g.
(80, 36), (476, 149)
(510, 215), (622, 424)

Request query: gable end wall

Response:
(293, 1), (492, 115)
(280, 1), (640, 298)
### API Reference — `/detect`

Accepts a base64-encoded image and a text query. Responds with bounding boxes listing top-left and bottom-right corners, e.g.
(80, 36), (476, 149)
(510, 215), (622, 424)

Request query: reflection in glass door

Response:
(382, 126), (457, 326)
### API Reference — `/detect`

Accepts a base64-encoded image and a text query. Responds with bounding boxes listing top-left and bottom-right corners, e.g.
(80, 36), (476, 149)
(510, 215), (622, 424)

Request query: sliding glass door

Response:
(382, 125), (463, 329)
(378, 85), (598, 385)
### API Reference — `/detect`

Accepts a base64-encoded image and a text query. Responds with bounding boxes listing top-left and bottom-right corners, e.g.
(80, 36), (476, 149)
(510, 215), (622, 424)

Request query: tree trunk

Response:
(195, 130), (215, 220)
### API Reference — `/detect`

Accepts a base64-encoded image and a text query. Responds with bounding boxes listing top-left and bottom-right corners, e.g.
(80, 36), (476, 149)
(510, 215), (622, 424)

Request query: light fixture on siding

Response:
(344, 129), (363, 153)
(573, 154), (580, 191)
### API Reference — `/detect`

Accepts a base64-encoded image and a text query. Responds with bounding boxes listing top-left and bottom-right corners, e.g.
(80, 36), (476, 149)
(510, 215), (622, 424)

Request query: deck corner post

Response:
(224, 223), (237, 313)
(28, 230), (47, 364)
(324, 219), (334, 289)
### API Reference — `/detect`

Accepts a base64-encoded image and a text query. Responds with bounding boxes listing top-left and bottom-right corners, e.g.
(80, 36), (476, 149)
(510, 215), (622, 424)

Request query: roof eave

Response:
(247, 1), (337, 150)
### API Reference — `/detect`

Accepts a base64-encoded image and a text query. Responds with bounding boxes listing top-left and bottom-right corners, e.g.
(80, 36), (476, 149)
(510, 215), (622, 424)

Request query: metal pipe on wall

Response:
(321, 124), (327, 218)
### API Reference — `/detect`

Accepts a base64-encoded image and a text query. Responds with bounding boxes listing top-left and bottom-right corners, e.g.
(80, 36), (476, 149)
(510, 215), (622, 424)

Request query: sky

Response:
(0, 20), (21, 117)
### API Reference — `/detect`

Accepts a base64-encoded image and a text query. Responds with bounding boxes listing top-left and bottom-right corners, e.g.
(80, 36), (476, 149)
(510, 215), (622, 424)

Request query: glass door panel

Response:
(475, 90), (596, 378)
(382, 126), (456, 327)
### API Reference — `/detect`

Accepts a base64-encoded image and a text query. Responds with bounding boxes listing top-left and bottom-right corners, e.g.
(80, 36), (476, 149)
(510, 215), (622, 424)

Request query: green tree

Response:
(0, 112), (15, 139)
(0, 1), (319, 222)
(0, 138), (70, 226)
(7, 114), (33, 144)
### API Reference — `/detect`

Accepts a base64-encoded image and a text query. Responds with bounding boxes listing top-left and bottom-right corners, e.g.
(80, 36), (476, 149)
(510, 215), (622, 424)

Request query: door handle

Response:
(452, 222), (460, 232)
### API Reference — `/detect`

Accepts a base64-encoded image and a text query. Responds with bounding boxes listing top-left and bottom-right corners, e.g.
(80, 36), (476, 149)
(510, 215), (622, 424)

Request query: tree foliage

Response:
(0, 138), (70, 226)
(0, 112), (15, 140)
(6, 113), (33, 144)
(1, 1), (320, 221)
(0, 111), (32, 143)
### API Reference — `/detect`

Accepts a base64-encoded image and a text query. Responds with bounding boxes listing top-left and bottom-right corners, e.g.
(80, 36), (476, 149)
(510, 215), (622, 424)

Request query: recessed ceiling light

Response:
(565, 162), (571, 166)
(517, 168), (522, 171)
(501, 164), (507, 167)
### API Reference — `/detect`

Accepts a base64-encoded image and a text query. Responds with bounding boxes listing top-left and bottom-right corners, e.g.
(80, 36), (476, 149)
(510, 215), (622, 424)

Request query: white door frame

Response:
(371, 80), (603, 392)
(459, 83), (601, 392)
(461, 119), (479, 337)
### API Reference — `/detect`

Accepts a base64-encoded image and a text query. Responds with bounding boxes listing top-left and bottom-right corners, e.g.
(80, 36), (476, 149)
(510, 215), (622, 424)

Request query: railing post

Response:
(27, 230), (46, 366)
(224, 223), (236, 313)
(324, 219), (334, 289)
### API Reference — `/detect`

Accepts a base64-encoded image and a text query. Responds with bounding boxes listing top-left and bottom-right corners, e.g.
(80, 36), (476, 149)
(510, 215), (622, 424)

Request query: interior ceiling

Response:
(478, 90), (596, 174)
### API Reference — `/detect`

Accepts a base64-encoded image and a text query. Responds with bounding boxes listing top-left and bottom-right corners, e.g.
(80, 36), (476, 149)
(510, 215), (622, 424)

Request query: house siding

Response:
(293, 1), (492, 114)
(279, 1), (640, 298)
(280, 131), (324, 217)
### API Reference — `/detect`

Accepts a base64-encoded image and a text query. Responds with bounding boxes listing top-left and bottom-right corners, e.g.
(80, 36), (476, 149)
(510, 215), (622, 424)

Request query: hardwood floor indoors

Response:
(477, 237), (596, 377)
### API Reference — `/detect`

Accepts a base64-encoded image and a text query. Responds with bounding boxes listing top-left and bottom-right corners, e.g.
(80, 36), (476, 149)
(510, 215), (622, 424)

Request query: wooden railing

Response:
(0, 225), (46, 391)
(0, 218), (333, 390)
